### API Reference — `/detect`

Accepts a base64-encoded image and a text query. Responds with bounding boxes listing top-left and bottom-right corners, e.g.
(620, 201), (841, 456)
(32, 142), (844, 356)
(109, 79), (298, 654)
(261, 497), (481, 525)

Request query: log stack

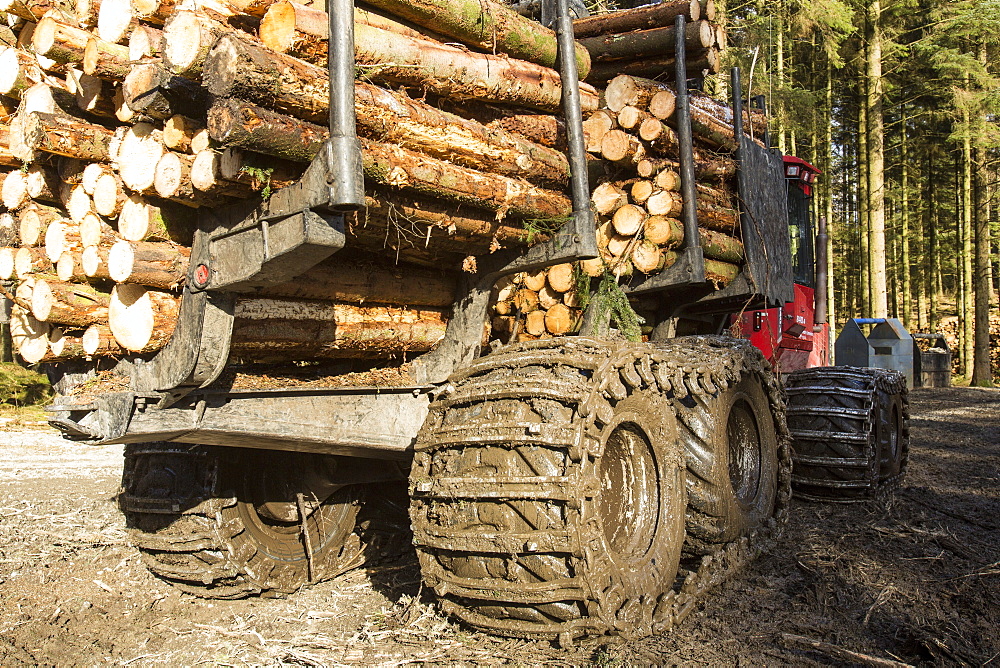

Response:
(0, 0), (750, 372)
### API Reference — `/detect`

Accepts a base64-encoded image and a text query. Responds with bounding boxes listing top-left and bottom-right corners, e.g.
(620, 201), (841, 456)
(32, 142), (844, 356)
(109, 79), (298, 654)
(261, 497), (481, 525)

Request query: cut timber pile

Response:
(0, 0), (747, 373)
(491, 70), (758, 343)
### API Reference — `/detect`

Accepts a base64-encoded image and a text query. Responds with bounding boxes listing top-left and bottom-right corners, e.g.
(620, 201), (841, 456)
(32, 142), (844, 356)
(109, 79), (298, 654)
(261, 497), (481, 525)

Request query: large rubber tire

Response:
(120, 444), (364, 598)
(876, 374), (909, 483)
(785, 366), (908, 502)
(665, 338), (781, 554)
(410, 338), (687, 642)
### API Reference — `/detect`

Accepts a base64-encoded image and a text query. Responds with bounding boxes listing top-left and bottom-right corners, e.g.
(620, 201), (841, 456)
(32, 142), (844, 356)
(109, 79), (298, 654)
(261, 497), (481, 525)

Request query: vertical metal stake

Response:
(326, 0), (365, 211)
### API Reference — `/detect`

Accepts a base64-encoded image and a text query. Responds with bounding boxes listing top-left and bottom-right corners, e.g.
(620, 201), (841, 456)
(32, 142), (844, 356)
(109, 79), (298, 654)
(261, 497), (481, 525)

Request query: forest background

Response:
(660, 0), (1000, 383)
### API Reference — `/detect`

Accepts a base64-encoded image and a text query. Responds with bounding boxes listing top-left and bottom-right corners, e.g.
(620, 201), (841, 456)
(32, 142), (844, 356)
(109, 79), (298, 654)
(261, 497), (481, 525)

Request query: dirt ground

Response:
(0, 386), (997, 667)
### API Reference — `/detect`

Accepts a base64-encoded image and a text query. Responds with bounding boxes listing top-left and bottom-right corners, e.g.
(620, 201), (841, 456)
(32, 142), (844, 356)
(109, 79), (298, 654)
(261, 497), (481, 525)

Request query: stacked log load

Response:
(0, 0), (751, 370)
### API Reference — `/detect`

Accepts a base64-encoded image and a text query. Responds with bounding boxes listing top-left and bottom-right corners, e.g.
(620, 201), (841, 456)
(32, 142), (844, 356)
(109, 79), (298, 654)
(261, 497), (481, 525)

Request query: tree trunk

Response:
(16, 111), (115, 162)
(231, 297), (450, 357)
(259, 255), (457, 307)
(971, 142), (993, 386)
(108, 283), (179, 352)
(572, 0), (700, 38)
(30, 277), (110, 325)
(577, 20), (716, 63)
(108, 239), (189, 288)
(122, 62), (211, 120)
(358, 0), (590, 76)
(83, 35), (131, 80)
(866, 0), (887, 318)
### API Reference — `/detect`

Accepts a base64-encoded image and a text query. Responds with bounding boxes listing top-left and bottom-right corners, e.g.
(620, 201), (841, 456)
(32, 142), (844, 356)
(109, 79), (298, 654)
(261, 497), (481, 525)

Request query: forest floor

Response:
(0, 386), (997, 667)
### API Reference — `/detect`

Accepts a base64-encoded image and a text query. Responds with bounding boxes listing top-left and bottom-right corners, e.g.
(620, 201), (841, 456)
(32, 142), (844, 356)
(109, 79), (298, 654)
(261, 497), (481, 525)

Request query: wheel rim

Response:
(599, 421), (659, 563)
(888, 403), (901, 461)
(727, 398), (762, 507)
(237, 463), (352, 562)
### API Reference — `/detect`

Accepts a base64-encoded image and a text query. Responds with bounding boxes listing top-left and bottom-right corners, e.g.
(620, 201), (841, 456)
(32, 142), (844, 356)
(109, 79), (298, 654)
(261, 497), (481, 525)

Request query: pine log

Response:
(217, 148), (299, 190)
(648, 90), (677, 120)
(580, 256), (604, 277)
(362, 189), (531, 247)
(631, 240), (664, 274)
(0, 212), (15, 246)
(162, 114), (203, 153)
(231, 297), (450, 357)
(113, 86), (135, 122)
(639, 118), (680, 155)
(115, 122), (164, 192)
(646, 190), (683, 217)
(546, 263), (575, 293)
(661, 249), (739, 287)
(537, 284), (560, 309)
(189, 149), (255, 197)
(583, 110), (615, 153)
(630, 179), (655, 204)
(44, 219), (81, 263)
(122, 62), (211, 119)
(600, 129), (645, 165)
(108, 238), (189, 288)
(117, 194), (196, 243)
(207, 39), (571, 184)
(109, 283), (179, 352)
(360, 137), (571, 220)
(0, 0), (69, 21)
(14, 277), (35, 309)
(586, 50), (719, 84)
(260, 1), (451, 61)
(97, 0), (137, 44)
(10, 307), (49, 364)
(637, 154), (735, 179)
(578, 20), (716, 63)
(162, 10), (229, 79)
(66, 184), (95, 223)
(522, 270), (547, 292)
(360, 0), (590, 76)
(1, 169), (28, 209)
(128, 24), (163, 60)
(207, 96), (326, 162)
(617, 106), (651, 131)
(591, 181), (627, 216)
(80, 162), (104, 194)
(83, 36), (131, 80)
(17, 111), (114, 162)
(92, 170), (127, 216)
(31, 277), (110, 325)
(56, 250), (88, 281)
(612, 203), (646, 236)
(44, 327), (88, 361)
(13, 246), (51, 277)
(523, 309), (545, 336)
(259, 255), (457, 307)
(572, 0), (700, 38)
(32, 17), (91, 65)
(641, 214), (743, 261)
(154, 150), (229, 206)
(0, 47), (43, 98)
(20, 82), (77, 116)
(74, 73), (116, 117)
(81, 244), (112, 278)
(130, 0), (174, 23)
(606, 75), (675, 113)
(18, 203), (62, 246)
(82, 323), (123, 356)
(0, 247), (15, 279)
(79, 211), (116, 247)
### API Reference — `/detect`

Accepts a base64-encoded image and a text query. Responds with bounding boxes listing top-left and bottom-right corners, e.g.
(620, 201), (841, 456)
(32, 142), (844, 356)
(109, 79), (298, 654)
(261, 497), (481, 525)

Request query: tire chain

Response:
(785, 366), (908, 503)
(120, 444), (365, 598)
(409, 335), (792, 643)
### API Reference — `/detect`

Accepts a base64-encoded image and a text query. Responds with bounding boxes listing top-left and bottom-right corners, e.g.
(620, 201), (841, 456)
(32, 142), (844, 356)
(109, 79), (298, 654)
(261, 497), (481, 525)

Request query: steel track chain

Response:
(410, 335), (792, 643)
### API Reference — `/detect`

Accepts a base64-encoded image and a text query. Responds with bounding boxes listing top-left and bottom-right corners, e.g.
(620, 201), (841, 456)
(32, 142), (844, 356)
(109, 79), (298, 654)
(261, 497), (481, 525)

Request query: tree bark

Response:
(30, 277), (110, 325)
(359, 0), (590, 76)
(259, 254), (457, 307)
(578, 20), (716, 63)
(82, 323), (123, 356)
(572, 0), (700, 38)
(16, 111), (114, 162)
(108, 238), (189, 288)
(122, 62), (211, 120)
(82, 35), (131, 80)
(231, 297), (450, 357)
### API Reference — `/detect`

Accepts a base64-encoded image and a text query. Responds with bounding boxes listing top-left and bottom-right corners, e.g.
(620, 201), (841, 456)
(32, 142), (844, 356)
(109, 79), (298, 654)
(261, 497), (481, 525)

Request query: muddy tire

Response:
(120, 444), (364, 598)
(785, 367), (908, 501)
(410, 338), (687, 641)
(674, 355), (780, 554)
